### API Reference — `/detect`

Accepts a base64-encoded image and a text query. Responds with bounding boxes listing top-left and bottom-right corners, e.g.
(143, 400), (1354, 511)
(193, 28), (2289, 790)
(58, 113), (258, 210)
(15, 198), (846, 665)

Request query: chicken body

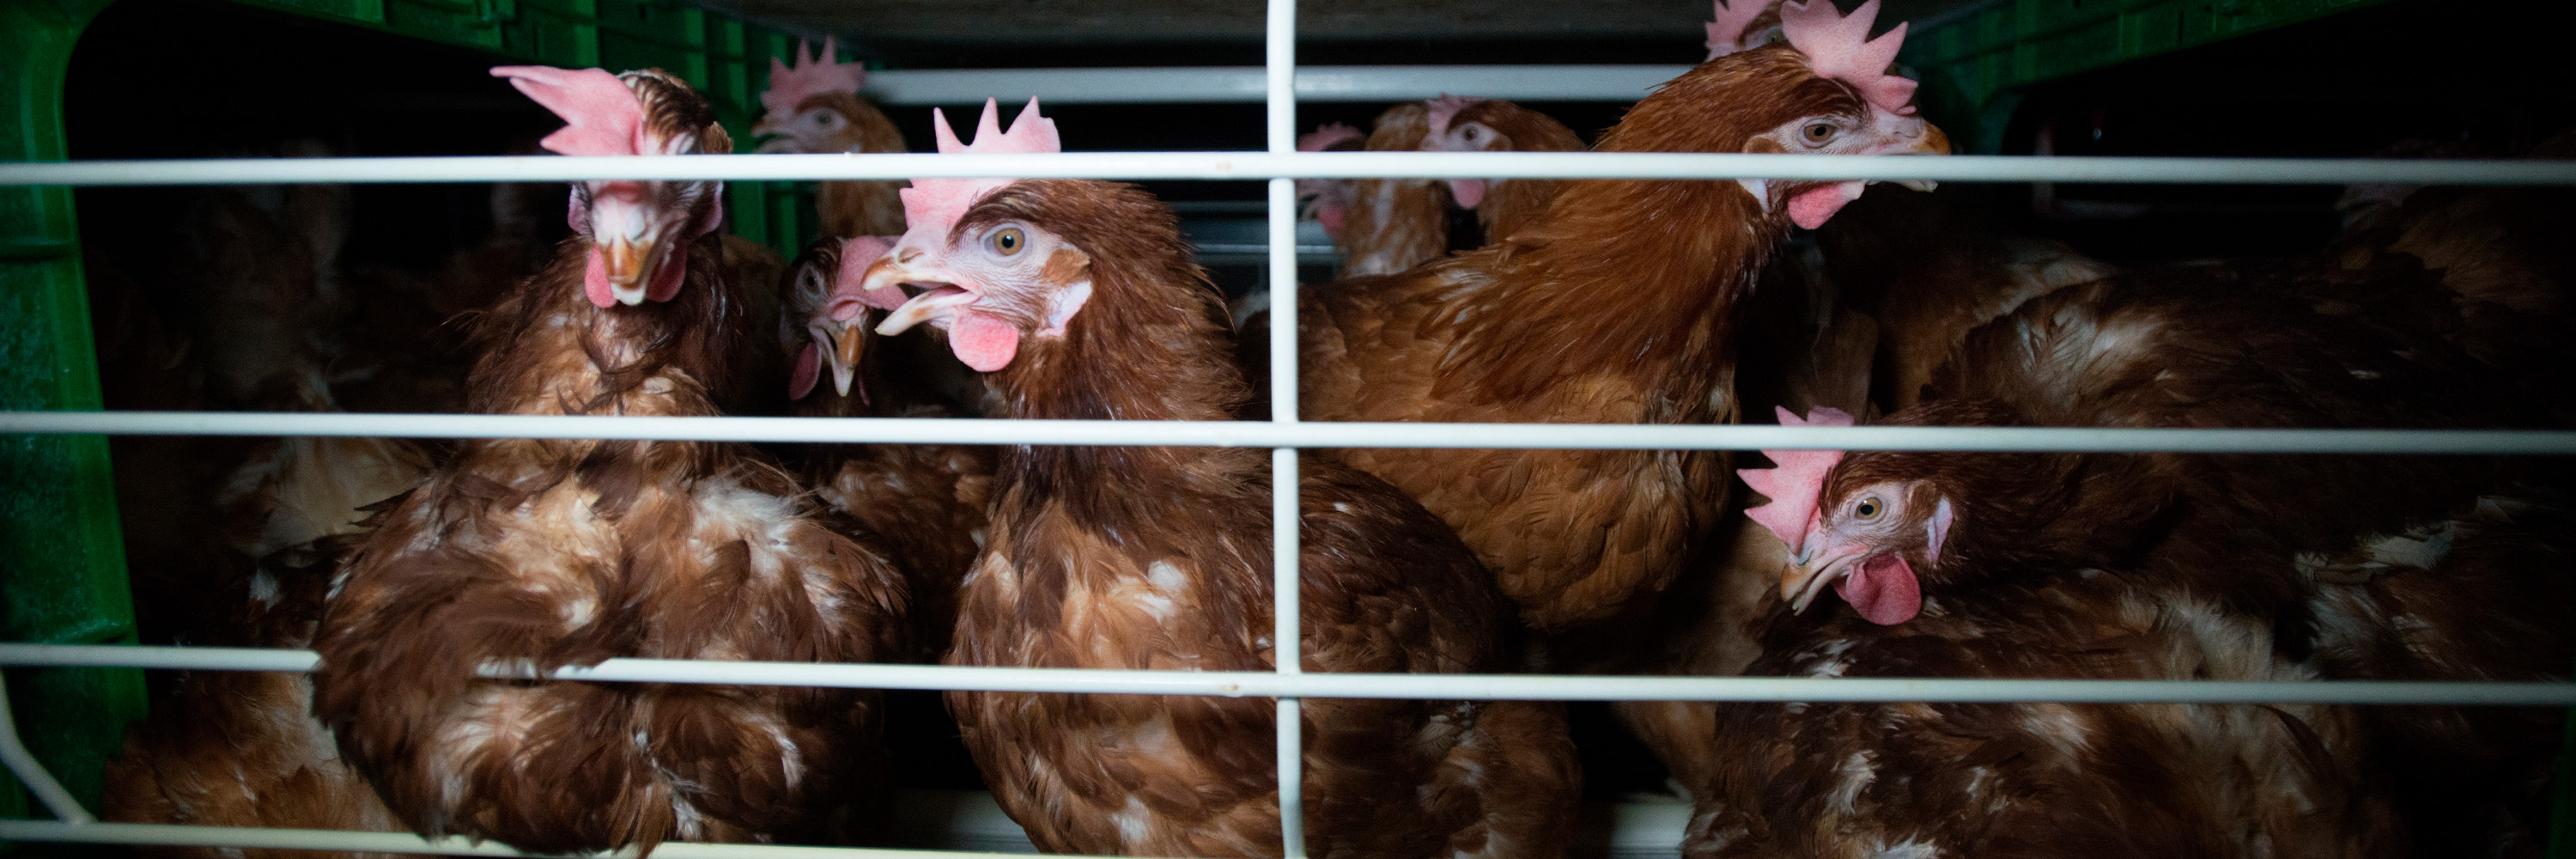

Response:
(862, 169), (1579, 858)
(2306, 491), (2574, 856)
(1686, 259), (2552, 856)
(313, 69), (908, 854)
(1777, 264), (2512, 630)
(105, 543), (407, 859)
(1302, 42), (1947, 633)
(781, 238), (997, 658)
(1328, 102), (1453, 278)
(1807, 189), (2116, 412)
(2331, 136), (2576, 424)
(1690, 558), (2403, 859)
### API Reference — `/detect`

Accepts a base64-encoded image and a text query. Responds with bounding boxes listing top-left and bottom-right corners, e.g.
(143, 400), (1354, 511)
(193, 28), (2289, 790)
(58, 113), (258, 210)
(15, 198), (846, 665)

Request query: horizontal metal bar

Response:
(3, 411), (2570, 454)
(0, 820), (1056, 858)
(864, 65), (1692, 105)
(7, 645), (2569, 705)
(6, 153), (2573, 187)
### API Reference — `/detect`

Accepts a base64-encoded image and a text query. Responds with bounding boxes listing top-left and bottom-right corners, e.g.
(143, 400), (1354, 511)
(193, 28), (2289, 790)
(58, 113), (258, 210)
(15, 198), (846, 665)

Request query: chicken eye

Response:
(1852, 496), (1883, 521)
(989, 227), (1025, 257)
(1802, 122), (1838, 144)
(1461, 126), (1479, 142)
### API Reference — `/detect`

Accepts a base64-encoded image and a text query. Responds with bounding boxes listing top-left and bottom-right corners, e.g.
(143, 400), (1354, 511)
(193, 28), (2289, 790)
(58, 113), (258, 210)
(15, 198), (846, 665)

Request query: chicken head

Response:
(860, 99), (1091, 374)
(1726, 0), (1949, 229)
(1297, 122), (1366, 240)
(1419, 95), (1498, 208)
(752, 38), (871, 154)
(493, 65), (727, 308)
(1739, 405), (1951, 625)
(782, 235), (897, 399)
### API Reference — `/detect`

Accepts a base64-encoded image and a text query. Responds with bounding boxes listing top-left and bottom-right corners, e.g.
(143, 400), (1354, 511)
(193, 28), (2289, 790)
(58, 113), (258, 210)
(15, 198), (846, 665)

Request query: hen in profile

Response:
(1299, 0), (1947, 636)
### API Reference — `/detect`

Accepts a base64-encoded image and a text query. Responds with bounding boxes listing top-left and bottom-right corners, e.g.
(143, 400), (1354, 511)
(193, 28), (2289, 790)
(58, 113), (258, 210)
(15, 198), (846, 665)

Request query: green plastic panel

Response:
(1903, 0), (2399, 152)
(0, 0), (149, 835)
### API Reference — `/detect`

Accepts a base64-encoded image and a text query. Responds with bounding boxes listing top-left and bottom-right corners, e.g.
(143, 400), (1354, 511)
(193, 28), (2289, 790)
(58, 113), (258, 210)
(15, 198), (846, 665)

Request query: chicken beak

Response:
(864, 252), (981, 337)
(598, 235), (654, 304)
(1893, 123), (1951, 192)
(830, 322), (867, 397)
(1780, 545), (1868, 614)
(586, 186), (662, 306)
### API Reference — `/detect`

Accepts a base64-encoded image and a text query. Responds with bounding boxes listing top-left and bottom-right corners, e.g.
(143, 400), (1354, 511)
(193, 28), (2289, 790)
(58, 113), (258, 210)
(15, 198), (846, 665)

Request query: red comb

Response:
(1737, 405), (1855, 556)
(898, 98), (1060, 244)
(1706, 0), (1776, 60)
(1424, 94), (1486, 137)
(1299, 123), (1364, 152)
(491, 66), (647, 157)
(1780, 0), (1917, 115)
(762, 37), (868, 117)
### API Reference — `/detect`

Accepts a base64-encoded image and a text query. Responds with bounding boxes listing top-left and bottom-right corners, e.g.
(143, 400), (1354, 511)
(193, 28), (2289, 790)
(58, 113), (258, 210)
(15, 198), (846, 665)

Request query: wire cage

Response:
(5, 0), (2576, 856)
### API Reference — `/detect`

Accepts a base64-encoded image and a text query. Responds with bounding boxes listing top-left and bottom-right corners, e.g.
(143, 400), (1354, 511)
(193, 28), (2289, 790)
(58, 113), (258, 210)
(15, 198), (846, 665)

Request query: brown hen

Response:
(104, 539), (406, 858)
(1680, 257), (2545, 857)
(1299, 1), (1948, 634)
(781, 235), (996, 658)
(859, 101), (1579, 859)
(312, 67), (907, 854)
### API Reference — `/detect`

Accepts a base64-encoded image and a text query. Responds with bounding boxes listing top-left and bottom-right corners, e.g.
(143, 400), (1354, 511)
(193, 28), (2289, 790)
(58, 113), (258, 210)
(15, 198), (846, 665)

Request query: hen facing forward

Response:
(313, 66), (906, 854)
(755, 39), (909, 238)
(859, 100), (1580, 859)
(781, 235), (996, 658)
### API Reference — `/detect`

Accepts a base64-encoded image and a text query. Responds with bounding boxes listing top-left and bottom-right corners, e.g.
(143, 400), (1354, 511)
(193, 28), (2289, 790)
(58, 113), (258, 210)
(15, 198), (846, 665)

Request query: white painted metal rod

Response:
(0, 674), (94, 824)
(0, 820), (1064, 858)
(865, 64), (1693, 105)
(4, 411), (2572, 454)
(8, 153), (2574, 186)
(8, 645), (2569, 705)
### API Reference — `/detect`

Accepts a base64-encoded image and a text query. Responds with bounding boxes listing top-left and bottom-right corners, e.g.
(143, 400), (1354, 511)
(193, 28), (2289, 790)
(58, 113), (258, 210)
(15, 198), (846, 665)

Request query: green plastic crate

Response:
(1900, 0), (2400, 152)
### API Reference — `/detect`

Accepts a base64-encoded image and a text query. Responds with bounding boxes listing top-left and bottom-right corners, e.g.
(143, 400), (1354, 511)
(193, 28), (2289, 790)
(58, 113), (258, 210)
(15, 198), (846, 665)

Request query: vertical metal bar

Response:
(0, 673), (98, 824)
(1265, 2), (1305, 858)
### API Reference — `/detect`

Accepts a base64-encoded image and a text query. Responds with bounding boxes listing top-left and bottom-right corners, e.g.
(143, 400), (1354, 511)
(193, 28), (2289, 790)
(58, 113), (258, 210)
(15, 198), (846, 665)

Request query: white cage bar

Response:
(5, 0), (2576, 855)
(8, 151), (2576, 186)
(858, 64), (1696, 105)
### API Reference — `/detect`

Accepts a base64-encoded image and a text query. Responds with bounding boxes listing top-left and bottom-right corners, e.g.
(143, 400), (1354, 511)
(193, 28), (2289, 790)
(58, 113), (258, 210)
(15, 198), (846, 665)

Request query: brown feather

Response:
(312, 71), (908, 855)
(935, 180), (1579, 858)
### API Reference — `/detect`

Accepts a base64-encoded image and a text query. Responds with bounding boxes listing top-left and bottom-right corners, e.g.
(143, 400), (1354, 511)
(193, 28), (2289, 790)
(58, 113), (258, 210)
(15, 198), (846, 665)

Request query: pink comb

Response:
(1299, 123), (1364, 152)
(491, 66), (647, 157)
(762, 37), (868, 118)
(1780, 0), (1917, 115)
(1424, 94), (1486, 137)
(898, 97), (1060, 244)
(1705, 0), (1775, 60)
(1737, 405), (1855, 556)
(833, 235), (908, 316)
